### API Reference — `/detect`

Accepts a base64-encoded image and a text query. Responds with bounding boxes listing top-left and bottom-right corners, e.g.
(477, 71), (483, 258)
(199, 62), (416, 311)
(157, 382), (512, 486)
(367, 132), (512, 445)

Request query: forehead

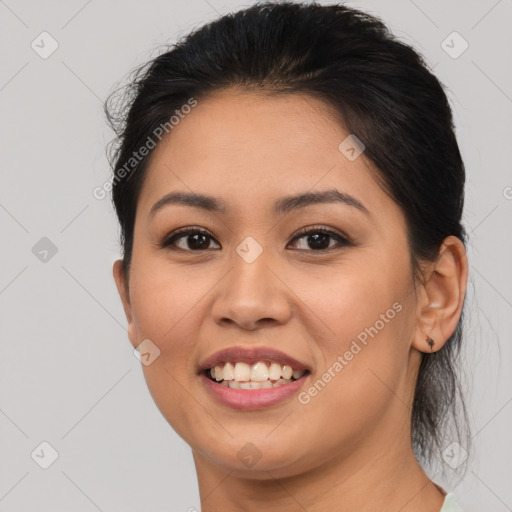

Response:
(137, 90), (397, 223)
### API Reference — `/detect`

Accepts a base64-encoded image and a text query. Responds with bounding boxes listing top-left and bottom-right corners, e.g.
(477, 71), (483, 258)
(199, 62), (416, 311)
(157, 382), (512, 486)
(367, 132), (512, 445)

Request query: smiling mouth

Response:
(204, 361), (311, 390)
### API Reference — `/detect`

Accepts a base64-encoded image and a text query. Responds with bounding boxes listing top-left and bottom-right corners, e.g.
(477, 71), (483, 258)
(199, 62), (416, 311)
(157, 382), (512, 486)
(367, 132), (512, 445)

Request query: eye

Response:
(160, 227), (220, 251)
(160, 225), (352, 253)
(287, 226), (352, 252)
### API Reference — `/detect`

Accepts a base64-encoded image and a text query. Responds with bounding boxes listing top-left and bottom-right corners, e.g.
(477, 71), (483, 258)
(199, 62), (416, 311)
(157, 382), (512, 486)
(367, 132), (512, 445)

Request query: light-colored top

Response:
(440, 492), (463, 511)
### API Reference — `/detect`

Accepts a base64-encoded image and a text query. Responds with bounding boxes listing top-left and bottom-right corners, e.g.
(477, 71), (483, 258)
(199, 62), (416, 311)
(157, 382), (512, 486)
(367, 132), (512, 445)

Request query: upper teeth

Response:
(210, 362), (306, 382)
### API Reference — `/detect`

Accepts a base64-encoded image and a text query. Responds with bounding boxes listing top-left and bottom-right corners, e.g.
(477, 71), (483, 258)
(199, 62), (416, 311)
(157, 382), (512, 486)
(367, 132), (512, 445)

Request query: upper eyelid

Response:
(291, 226), (348, 239)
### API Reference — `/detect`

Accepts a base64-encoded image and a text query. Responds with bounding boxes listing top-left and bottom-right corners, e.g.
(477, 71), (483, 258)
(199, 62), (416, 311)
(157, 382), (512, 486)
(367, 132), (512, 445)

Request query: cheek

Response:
(123, 240), (228, 441)
(292, 301), (413, 463)
(294, 255), (408, 348)
(127, 265), (209, 440)
(299, 254), (414, 408)
(129, 267), (202, 353)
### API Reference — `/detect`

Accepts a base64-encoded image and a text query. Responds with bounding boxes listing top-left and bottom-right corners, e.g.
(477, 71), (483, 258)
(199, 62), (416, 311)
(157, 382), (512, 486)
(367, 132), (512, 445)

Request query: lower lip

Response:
(200, 373), (309, 410)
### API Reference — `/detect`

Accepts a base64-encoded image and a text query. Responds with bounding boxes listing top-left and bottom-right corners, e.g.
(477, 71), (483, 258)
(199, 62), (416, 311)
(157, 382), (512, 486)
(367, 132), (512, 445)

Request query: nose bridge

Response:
(212, 235), (291, 329)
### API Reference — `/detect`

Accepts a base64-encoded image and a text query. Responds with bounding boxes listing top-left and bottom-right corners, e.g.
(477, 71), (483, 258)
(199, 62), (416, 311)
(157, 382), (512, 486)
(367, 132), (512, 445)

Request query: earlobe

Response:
(412, 235), (468, 353)
(113, 259), (138, 347)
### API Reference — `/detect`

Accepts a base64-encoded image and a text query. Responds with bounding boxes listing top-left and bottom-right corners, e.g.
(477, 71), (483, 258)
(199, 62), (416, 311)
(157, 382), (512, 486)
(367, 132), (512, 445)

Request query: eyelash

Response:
(159, 225), (352, 253)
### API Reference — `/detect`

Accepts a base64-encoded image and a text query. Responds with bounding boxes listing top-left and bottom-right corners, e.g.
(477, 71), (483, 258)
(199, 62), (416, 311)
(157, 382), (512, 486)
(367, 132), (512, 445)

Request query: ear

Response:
(113, 259), (138, 348)
(412, 235), (468, 353)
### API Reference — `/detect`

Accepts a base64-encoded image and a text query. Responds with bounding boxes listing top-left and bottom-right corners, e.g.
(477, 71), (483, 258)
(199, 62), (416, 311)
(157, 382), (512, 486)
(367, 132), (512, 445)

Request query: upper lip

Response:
(198, 346), (311, 373)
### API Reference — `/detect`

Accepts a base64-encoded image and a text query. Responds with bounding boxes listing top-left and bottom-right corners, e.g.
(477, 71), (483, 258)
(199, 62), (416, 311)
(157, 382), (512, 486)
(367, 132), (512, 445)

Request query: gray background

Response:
(1, 0), (511, 510)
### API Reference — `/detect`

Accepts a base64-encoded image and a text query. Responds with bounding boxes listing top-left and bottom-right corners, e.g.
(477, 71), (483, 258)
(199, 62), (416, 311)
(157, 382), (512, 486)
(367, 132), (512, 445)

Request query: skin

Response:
(113, 89), (468, 511)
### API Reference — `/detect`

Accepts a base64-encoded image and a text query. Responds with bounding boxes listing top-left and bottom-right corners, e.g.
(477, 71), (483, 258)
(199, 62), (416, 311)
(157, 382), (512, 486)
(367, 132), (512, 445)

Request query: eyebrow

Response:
(148, 189), (370, 218)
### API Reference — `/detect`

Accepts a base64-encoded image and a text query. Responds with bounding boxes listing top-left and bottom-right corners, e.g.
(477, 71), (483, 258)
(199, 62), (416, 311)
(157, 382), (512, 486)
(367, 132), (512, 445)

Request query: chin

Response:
(193, 437), (311, 478)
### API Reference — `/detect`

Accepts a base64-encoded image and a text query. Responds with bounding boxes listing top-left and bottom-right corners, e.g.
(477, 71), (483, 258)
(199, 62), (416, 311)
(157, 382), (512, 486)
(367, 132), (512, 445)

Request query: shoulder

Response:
(439, 492), (463, 512)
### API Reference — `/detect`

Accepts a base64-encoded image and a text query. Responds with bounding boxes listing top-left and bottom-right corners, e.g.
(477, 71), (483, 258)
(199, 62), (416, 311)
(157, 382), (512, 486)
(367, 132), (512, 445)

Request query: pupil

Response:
(189, 233), (209, 250)
(308, 233), (329, 250)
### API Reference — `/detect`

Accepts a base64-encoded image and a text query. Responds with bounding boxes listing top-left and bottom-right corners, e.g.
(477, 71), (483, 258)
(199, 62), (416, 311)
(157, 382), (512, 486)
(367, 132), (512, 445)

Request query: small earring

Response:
(426, 335), (435, 352)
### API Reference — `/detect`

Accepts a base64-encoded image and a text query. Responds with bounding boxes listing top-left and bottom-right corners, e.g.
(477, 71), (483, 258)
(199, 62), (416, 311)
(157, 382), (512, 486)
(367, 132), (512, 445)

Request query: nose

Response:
(211, 250), (292, 331)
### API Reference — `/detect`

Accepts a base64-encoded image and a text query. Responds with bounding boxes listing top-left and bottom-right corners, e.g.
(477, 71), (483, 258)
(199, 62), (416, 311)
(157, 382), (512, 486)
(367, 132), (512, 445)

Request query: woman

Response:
(106, 2), (470, 510)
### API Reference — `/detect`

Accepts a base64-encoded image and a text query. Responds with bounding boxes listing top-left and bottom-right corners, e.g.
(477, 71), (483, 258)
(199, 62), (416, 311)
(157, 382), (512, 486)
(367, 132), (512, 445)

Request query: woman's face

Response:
(114, 89), (425, 478)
